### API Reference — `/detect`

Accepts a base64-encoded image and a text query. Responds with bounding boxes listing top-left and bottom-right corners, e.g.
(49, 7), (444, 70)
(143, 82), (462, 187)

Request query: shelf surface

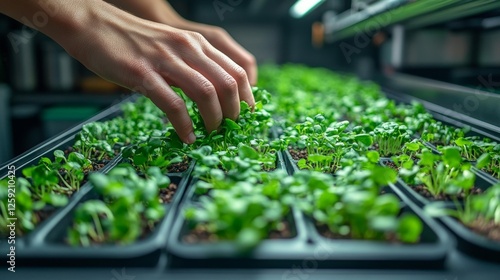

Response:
(325, 0), (500, 42)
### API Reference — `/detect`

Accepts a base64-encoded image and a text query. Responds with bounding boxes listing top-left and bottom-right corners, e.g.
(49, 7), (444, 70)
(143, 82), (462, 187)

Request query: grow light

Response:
(290, 0), (325, 18)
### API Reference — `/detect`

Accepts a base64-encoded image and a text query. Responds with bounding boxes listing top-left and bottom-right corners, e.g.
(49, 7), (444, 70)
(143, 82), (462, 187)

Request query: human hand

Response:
(104, 0), (258, 85)
(184, 24), (258, 86)
(63, 3), (255, 144)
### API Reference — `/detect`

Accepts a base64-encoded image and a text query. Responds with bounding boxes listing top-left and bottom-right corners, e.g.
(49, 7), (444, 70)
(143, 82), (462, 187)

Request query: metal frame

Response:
(0, 84), (12, 164)
(378, 72), (500, 139)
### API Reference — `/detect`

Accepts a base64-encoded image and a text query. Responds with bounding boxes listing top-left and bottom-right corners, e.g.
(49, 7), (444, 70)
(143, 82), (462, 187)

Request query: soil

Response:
(288, 147), (338, 174)
(466, 218), (500, 242)
(90, 158), (111, 172)
(64, 146), (113, 173)
(370, 143), (380, 152)
(167, 159), (190, 173)
(158, 183), (178, 204)
(182, 220), (294, 244)
(411, 184), (483, 201)
(384, 161), (400, 171)
(316, 222), (402, 243)
(288, 147), (308, 160)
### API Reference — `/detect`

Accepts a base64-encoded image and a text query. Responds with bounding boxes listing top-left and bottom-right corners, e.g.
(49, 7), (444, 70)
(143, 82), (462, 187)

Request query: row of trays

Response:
(1, 101), (499, 268)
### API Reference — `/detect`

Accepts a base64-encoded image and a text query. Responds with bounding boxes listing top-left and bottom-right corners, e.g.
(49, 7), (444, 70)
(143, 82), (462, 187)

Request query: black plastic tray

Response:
(0, 126), (129, 259)
(167, 153), (450, 269)
(283, 149), (299, 175)
(23, 161), (194, 267)
(380, 159), (497, 208)
(437, 208), (500, 262)
(0, 94), (137, 176)
(0, 97), (135, 258)
(301, 194), (450, 269)
(167, 151), (306, 268)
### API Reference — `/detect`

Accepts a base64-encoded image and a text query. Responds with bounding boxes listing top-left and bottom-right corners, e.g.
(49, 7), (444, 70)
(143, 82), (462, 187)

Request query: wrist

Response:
(41, 0), (103, 56)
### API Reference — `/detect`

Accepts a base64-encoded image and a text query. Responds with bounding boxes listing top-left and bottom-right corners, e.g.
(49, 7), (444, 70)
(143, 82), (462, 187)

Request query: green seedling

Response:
(371, 122), (412, 157)
(416, 147), (475, 197)
(67, 165), (166, 246)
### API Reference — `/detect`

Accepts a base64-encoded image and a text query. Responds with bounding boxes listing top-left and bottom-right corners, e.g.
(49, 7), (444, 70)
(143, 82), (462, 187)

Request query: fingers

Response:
(203, 47), (256, 109)
(207, 29), (258, 86)
(135, 29), (255, 140)
(140, 73), (196, 144)
(183, 53), (241, 120)
(159, 62), (223, 134)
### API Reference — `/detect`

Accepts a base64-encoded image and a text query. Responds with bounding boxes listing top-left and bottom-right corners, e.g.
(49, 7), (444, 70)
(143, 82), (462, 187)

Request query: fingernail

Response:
(187, 132), (196, 144)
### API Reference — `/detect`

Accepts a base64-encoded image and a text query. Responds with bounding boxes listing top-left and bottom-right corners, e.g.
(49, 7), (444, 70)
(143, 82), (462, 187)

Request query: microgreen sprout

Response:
(371, 122), (412, 157)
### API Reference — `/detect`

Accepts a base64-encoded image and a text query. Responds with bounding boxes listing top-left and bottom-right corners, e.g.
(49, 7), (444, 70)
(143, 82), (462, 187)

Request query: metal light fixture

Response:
(290, 0), (325, 18)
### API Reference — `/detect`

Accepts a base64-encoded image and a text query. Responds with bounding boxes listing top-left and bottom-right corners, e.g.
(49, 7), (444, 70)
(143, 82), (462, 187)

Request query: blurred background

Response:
(1, 0), (500, 164)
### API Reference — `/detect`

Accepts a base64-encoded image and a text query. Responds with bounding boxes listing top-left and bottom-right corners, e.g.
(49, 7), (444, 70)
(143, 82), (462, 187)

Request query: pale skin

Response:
(0, 0), (257, 144)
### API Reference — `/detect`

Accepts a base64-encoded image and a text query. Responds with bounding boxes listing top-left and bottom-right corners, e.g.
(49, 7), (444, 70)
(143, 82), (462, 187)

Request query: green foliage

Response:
(291, 169), (421, 243)
(11, 64), (497, 248)
(477, 147), (500, 179)
(426, 183), (500, 229)
(371, 122), (412, 157)
(421, 121), (466, 146)
(122, 127), (186, 173)
(67, 165), (167, 246)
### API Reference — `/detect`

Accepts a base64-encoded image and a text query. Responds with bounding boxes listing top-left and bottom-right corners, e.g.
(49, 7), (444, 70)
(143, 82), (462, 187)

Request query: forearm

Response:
(0, 0), (95, 47)
(105, 0), (187, 27)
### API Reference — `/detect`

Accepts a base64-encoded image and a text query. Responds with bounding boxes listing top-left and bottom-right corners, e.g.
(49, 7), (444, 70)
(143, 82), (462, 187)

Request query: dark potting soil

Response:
(167, 160), (190, 173)
(64, 147), (113, 173)
(288, 147), (307, 161)
(411, 184), (483, 201)
(288, 147), (339, 174)
(466, 218), (500, 242)
(384, 161), (399, 171)
(159, 183), (178, 204)
(182, 221), (293, 244)
(370, 143), (380, 151)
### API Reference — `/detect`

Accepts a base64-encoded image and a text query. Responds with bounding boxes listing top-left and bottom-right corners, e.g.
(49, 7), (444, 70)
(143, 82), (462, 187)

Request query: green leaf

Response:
(355, 134), (373, 147)
(44, 193), (69, 207)
(54, 150), (65, 159)
(366, 151), (380, 163)
(316, 191), (338, 210)
(419, 151), (435, 167)
(405, 142), (420, 152)
(442, 146), (462, 168)
(224, 118), (241, 130)
(133, 154), (148, 166)
(455, 137), (472, 147)
(476, 153), (491, 169)
(372, 166), (397, 186)
(424, 203), (452, 217)
(238, 145), (259, 160)
(89, 173), (109, 189)
(397, 214), (423, 243)
(148, 137), (163, 148)
(297, 159), (308, 169)
(236, 228), (260, 249)
(370, 216), (397, 232)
